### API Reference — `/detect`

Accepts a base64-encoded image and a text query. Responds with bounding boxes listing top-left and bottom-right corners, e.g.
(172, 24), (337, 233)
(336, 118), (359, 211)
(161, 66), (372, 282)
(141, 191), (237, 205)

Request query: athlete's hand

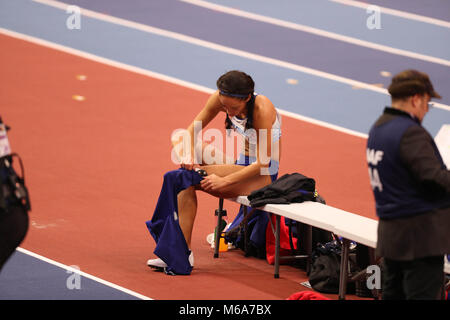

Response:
(200, 174), (230, 192)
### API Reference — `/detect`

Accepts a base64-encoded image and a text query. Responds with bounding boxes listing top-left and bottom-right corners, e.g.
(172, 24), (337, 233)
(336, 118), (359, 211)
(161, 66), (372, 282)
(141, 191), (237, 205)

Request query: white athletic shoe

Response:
(146, 257), (167, 269)
(147, 252), (194, 270)
(188, 251), (194, 267)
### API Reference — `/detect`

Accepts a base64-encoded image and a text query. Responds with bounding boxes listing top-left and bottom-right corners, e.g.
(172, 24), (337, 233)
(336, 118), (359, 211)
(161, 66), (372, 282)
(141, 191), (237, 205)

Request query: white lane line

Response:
(179, 0), (450, 67)
(0, 28), (215, 95)
(0, 27), (369, 138)
(1, 28), (448, 139)
(16, 247), (153, 300)
(277, 109), (368, 139)
(331, 0), (450, 29)
(27, 0), (450, 112)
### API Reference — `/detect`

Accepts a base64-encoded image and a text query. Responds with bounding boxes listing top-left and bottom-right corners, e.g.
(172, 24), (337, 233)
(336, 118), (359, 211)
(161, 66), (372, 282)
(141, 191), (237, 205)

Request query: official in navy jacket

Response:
(367, 70), (450, 300)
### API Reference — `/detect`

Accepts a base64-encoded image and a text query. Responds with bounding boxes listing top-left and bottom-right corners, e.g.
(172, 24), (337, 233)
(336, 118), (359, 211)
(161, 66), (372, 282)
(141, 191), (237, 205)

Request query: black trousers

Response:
(382, 256), (444, 300)
(0, 205), (29, 272)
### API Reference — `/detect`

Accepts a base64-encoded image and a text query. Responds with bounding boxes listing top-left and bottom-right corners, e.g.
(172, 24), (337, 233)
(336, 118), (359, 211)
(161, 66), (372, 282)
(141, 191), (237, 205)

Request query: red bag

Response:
(265, 215), (297, 265)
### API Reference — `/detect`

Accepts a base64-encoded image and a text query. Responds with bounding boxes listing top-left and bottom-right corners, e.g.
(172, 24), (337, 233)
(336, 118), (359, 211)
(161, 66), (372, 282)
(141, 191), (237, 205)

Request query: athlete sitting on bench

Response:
(146, 70), (282, 273)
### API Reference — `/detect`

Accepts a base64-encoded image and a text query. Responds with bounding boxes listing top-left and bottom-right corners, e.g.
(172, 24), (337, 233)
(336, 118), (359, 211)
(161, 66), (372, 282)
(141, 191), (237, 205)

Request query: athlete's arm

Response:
(172, 91), (223, 169)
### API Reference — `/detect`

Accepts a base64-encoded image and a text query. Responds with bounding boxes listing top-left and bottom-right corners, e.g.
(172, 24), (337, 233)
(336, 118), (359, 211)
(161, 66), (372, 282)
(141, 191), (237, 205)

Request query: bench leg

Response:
(214, 198), (224, 258)
(274, 214), (281, 278)
(297, 223), (313, 274)
(338, 238), (351, 300)
(305, 225), (312, 274)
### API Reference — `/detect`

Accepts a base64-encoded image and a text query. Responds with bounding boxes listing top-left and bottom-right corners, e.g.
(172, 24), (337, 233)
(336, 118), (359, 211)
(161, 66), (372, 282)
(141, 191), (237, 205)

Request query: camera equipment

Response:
(0, 154), (31, 212)
(0, 116), (31, 213)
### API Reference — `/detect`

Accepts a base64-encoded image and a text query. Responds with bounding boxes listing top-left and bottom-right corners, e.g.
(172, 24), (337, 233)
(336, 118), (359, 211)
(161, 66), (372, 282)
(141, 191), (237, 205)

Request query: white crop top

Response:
(229, 108), (282, 145)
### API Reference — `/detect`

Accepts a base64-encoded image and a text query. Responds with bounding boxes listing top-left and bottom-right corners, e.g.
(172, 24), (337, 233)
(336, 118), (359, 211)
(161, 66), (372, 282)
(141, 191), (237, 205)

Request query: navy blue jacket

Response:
(367, 107), (450, 219)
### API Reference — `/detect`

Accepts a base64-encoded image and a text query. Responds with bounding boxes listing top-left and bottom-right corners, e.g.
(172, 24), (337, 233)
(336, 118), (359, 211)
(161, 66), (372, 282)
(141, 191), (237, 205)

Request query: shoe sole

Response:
(148, 265), (165, 272)
(147, 265), (194, 272)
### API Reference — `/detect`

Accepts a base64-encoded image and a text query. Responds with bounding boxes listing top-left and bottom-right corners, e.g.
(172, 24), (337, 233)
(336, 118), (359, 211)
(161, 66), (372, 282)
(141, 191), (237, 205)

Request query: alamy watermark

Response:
(66, 265), (81, 290)
(366, 264), (381, 290)
(170, 121), (279, 176)
(66, 5), (81, 30)
(366, 5), (381, 30)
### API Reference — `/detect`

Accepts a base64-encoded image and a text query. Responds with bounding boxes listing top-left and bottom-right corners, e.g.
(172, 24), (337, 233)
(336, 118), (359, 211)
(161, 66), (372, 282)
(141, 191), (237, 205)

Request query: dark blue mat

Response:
(0, 251), (142, 300)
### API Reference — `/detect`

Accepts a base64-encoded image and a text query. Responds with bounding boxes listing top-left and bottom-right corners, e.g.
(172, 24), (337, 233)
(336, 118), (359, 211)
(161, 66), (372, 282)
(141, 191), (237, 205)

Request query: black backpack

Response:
(308, 240), (359, 294)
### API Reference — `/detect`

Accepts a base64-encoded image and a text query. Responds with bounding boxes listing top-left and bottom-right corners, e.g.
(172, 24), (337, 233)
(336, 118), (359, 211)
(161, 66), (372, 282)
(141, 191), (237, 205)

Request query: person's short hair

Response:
(388, 69), (441, 100)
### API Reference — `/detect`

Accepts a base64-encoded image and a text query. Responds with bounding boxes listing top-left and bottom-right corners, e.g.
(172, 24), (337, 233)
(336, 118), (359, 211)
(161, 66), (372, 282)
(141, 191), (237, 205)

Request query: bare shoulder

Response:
(255, 94), (276, 112)
(253, 94), (276, 126)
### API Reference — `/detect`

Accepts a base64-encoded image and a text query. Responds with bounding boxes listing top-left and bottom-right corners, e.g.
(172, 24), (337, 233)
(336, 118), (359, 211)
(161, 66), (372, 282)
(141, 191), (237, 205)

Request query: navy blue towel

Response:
(146, 169), (203, 275)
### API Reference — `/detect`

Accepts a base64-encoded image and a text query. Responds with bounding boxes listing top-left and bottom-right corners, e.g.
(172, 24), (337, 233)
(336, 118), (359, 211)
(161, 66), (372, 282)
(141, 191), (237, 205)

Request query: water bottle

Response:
(214, 209), (228, 252)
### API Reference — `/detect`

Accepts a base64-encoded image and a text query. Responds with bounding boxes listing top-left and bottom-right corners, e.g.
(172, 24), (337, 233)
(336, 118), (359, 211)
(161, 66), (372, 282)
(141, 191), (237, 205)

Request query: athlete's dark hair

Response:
(216, 70), (255, 130)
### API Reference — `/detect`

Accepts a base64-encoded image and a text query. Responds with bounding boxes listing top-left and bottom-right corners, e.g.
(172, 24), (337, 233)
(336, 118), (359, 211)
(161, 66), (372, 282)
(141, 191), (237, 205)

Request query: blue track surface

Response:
(367, 0), (450, 21)
(0, 251), (140, 300)
(193, 0), (450, 60)
(65, 0), (450, 106)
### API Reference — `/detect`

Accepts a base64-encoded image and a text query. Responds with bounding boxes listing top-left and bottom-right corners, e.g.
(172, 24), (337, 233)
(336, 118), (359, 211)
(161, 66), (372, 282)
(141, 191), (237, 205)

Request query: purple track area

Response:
(68, 0), (450, 105)
(367, 0), (450, 22)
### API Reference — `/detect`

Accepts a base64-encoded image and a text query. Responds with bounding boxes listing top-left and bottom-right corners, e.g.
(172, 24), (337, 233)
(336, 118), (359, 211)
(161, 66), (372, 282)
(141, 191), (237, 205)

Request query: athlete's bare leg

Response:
(177, 164), (271, 247)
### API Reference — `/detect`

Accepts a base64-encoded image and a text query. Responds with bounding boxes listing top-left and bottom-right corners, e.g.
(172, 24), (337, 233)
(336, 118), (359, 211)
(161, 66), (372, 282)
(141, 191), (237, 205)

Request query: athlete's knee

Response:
(180, 186), (196, 195)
